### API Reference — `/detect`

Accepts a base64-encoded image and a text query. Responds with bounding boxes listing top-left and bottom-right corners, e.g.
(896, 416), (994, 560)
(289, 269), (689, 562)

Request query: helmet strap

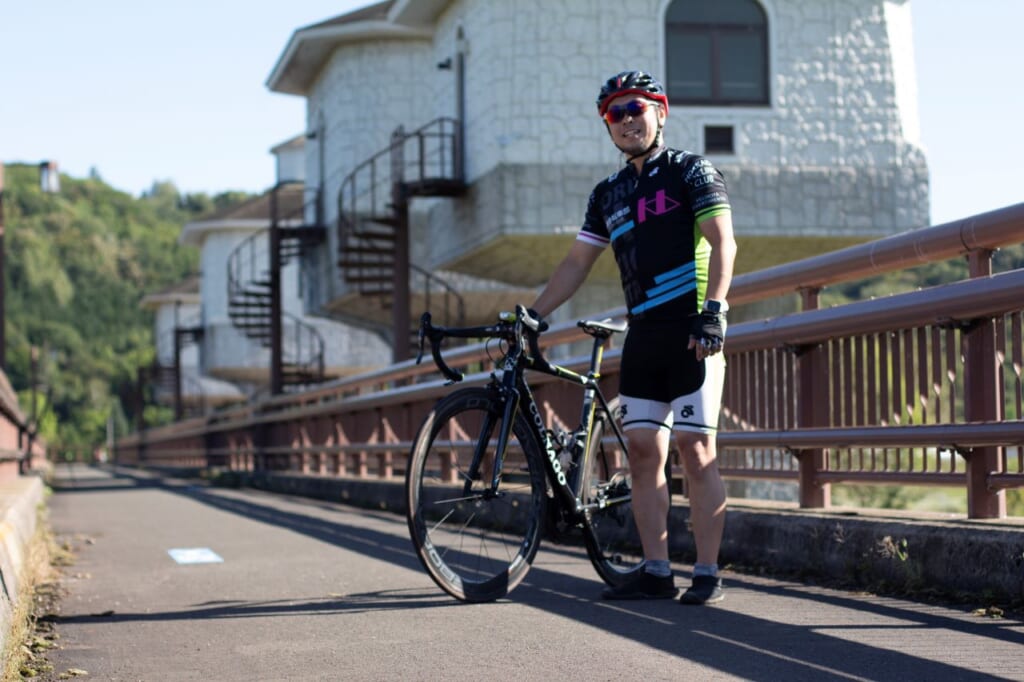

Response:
(621, 125), (663, 165)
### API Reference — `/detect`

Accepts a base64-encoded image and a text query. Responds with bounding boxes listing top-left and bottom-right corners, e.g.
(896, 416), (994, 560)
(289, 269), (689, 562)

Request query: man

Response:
(529, 71), (736, 605)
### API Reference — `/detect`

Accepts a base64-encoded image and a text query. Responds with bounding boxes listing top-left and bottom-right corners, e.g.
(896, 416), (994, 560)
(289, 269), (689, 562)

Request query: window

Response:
(704, 125), (735, 154)
(665, 0), (769, 106)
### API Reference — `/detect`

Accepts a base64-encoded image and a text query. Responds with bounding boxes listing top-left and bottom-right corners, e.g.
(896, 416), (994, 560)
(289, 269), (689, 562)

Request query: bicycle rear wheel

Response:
(406, 387), (547, 602)
(580, 397), (645, 587)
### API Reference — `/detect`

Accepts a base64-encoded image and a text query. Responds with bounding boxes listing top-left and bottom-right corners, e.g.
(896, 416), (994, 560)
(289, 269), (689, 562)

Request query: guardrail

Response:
(115, 203), (1024, 519)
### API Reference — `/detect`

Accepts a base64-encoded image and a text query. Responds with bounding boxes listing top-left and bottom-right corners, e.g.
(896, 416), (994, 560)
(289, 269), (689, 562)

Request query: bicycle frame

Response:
(461, 319), (630, 519)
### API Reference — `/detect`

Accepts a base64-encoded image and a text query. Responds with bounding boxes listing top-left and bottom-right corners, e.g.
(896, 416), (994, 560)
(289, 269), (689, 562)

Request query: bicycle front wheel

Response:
(580, 397), (645, 587)
(406, 387), (547, 602)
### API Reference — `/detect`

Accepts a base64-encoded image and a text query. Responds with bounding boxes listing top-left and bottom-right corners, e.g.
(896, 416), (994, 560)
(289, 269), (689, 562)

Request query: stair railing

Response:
(336, 117), (463, 297)
(281, 312), (326, 389)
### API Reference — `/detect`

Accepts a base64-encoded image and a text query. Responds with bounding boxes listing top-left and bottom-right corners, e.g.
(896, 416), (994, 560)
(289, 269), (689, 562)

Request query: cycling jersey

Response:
(577, 148), (731, 322)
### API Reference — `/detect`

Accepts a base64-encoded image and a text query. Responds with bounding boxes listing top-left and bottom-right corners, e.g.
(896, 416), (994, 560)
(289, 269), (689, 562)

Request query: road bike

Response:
(406, 305), (643, 602)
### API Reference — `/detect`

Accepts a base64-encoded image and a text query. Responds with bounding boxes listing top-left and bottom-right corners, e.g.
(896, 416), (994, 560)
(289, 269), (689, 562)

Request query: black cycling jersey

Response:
(578, 147), (731, 323)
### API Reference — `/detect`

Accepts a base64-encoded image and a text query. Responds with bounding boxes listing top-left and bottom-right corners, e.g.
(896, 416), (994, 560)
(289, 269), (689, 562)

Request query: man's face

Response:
(604, 94), (665, 156)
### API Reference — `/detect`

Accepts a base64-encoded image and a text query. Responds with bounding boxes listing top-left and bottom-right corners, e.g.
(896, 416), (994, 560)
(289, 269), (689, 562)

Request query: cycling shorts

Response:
(617, 321), (726, 434)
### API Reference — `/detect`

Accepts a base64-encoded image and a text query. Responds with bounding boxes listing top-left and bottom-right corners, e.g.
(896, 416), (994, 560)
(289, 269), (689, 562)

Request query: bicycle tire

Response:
(406, 386), (547, 602)
(580, 397), (645, 587)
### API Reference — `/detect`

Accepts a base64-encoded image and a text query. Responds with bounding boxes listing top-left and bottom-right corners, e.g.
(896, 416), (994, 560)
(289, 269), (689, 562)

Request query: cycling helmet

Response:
(596, 70), (669, 117)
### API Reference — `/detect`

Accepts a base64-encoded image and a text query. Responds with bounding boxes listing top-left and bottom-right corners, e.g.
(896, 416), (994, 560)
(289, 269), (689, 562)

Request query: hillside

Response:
(2, 164), (250, 452)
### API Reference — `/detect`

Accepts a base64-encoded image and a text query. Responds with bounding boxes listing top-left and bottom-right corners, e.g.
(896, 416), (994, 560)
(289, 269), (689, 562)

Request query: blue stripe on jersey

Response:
(653, 262), (696, 284)
(630, 280), (696, 315)
(609, 220), (635, 242)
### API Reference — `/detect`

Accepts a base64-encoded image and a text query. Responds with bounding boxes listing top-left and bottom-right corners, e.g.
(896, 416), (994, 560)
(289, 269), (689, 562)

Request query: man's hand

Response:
(523, 307), (549, 333)
(688, 310), (726, 361)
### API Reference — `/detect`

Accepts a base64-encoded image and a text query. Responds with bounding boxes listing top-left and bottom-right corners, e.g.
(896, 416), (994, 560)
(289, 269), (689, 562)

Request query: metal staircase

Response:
(149, 317), (205, 419)
(336, 117), (467, 359)
(227, 182), (327, 391)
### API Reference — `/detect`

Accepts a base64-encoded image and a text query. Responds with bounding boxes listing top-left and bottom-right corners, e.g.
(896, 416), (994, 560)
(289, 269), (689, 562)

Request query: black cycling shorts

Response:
(618, 320), (725, 434)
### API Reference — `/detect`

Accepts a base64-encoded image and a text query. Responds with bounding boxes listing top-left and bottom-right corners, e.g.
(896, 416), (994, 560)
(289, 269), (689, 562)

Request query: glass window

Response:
(665, 0), (769, 106)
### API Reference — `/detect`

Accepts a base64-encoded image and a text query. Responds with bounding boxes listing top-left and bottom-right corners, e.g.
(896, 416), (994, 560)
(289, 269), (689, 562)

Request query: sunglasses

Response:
(603, 99), (658, 124)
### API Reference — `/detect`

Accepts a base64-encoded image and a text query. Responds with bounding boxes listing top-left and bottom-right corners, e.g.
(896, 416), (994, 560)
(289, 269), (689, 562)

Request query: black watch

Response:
(703, 299), (724, 314)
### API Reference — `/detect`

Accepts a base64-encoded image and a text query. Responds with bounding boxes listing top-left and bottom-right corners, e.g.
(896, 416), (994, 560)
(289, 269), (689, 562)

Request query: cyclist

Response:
(529, 70), (736, 605)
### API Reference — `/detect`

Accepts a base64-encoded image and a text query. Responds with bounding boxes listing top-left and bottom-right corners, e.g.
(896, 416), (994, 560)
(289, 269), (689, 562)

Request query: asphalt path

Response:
(40, 465), (1024, 681)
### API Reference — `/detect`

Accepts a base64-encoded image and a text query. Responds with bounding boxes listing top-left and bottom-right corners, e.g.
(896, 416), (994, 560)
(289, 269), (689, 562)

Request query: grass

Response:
(1, 507), (71, 681)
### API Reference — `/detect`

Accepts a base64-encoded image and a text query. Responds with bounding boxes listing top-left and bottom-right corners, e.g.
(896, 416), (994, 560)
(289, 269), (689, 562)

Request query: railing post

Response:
(964, 249), (1005, 518)
(270, 187), (284, 395)
(795, 287), (830, 508)
(391, 127), (411, 363)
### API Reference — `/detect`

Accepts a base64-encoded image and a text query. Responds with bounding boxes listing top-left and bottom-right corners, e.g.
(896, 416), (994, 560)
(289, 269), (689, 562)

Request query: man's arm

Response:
(699, 213), (737, 304)
(690, 212), (737, 360)
(530, 240), (605, 318)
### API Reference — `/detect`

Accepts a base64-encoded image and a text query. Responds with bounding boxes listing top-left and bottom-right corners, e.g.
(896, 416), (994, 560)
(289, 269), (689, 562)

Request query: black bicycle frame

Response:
(486, 333), (629, 518)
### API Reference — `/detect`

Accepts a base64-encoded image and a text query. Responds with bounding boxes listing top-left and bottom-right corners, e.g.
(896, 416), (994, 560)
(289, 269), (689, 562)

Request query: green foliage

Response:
(1, 164), (251, 450)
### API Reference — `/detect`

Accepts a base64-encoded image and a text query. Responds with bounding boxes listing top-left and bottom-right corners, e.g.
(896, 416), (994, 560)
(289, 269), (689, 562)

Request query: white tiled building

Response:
(267, 0), (928, 330)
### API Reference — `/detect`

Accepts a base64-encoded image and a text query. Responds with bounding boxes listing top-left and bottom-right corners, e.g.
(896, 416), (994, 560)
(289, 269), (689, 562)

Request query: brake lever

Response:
(416, 312), (430, 365)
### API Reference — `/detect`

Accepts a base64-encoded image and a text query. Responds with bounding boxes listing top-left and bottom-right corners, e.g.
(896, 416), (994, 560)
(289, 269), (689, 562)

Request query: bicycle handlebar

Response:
(416, 305), (549, 383)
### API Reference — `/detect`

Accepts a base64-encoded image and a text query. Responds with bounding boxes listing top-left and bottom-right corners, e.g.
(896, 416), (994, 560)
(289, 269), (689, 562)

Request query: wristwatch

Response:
(703, 299), (726, 314)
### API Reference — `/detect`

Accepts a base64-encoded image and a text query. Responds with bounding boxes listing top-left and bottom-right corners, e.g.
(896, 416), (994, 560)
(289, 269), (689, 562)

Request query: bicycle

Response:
(405, 304), (644, 602)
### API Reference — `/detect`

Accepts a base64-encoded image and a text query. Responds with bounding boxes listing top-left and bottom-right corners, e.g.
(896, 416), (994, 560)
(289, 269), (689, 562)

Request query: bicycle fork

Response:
(463, 380), (520, 499)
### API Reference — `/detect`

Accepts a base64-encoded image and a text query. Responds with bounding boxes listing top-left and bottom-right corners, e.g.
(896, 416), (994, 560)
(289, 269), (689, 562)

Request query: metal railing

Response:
(335, 117), (463, 306)
(224, 183), (326, 387)
(116, 203), (1024, 519)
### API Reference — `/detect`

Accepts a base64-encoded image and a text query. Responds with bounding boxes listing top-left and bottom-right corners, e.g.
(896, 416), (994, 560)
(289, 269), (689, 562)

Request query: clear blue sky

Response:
(2, 1), (1020, 226)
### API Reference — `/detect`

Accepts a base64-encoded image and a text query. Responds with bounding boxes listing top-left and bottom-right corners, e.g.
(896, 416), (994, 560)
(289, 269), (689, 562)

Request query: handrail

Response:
(119, 203), (1024, 518)
(728, 202), (1024, 306)
(336, 116), (462, 285)
(727, 267), (1024, 352)
(223, 183), (327, 388)
(281, 312), (326, 387)
(411, 264), (466, 329)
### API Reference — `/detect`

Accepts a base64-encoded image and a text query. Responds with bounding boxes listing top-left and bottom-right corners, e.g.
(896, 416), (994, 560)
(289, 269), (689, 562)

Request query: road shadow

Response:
(53, 465), (1023, 681)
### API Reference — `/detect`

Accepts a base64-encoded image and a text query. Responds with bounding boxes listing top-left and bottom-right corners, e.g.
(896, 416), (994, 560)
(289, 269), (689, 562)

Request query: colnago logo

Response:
(637, 189), (681, 223)
(527, 400), (567, 486)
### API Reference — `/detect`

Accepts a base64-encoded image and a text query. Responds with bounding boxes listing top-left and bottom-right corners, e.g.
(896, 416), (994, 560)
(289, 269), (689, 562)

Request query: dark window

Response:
(666, 0), (769, 106)
(704, 125), (734, 154)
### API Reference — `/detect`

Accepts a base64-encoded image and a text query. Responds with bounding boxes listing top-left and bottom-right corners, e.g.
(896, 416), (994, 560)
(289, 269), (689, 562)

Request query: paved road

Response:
(41, 465), (1024, 681)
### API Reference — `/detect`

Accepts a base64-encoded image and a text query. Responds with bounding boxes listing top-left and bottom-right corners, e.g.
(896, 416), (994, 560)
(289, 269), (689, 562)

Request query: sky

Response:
(1, 1), (1021, 227)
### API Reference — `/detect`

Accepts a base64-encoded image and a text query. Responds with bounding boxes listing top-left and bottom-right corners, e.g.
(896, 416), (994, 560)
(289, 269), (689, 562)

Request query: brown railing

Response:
(116, 203), (1024, 519)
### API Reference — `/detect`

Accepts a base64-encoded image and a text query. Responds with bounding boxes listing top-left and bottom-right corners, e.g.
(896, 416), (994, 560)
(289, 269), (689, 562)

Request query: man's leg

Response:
(675, 432), (726, 566)
(676, 431), (726, 604)
(600, 426), (677, 599)
(626, 427), (671, 561)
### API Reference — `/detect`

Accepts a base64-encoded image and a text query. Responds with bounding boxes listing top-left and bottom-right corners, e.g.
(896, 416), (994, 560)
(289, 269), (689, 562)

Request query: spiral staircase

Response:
(226, 182), (327, 392)
(336, 117), (468, 359)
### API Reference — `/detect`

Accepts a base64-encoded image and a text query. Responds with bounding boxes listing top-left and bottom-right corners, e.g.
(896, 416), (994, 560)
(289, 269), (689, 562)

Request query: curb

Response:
(0, 475), (44, 655)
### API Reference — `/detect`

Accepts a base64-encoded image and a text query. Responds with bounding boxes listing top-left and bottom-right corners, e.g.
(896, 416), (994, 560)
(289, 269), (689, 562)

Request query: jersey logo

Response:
(649, 166), (659, 177)
(680, 405), (695, 418)
(637, 189), (680, 224)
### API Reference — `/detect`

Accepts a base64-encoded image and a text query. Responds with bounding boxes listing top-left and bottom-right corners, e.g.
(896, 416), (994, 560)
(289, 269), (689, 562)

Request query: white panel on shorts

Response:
(619, 354), (726, 434)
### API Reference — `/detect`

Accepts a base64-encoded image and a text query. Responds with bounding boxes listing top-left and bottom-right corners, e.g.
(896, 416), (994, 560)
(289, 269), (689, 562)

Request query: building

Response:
(139, 277), (245, 415)
(174, 138), (393, 396)
(266, 0), (928, 342)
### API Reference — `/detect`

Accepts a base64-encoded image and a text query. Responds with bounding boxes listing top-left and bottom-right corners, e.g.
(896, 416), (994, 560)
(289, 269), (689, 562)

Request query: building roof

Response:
(266, 0), (432, 95)
(139, 276), (201, 309)
(270, 134), (305, 154)
(179, 184), (311, 247)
